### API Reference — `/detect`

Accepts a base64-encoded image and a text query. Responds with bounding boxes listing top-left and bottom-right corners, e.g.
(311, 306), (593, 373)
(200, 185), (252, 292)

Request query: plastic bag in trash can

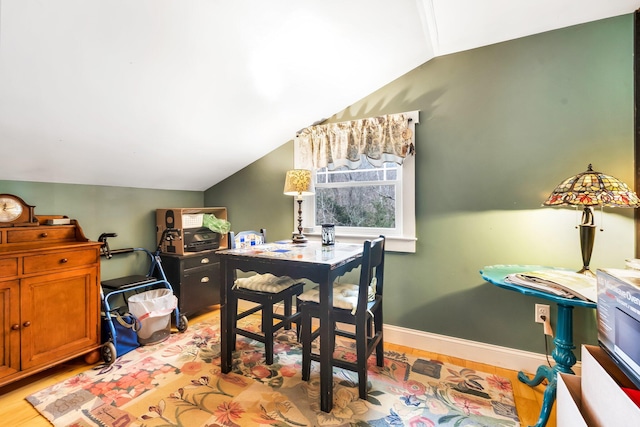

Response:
(128, 289), (177, 345)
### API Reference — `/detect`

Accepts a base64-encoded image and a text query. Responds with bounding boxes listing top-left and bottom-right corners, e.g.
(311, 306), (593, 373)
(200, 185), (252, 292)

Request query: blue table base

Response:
(479, 265), (596, 427)
(517, 303), (576, 427)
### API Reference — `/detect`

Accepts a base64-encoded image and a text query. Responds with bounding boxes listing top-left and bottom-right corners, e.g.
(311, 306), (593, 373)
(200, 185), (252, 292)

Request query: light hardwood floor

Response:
(0, 307), (556, 427)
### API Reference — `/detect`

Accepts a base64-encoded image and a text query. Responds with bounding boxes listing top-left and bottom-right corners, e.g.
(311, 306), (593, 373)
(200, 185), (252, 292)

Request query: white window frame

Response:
(293, 111), (418, 253)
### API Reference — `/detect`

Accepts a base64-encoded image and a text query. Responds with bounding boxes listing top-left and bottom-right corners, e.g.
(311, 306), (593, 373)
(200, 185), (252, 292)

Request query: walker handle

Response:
(98, 232), (118, 259)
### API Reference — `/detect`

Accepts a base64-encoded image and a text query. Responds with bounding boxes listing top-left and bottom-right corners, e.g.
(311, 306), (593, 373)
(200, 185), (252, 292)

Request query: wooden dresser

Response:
(0, 217), (102, 387)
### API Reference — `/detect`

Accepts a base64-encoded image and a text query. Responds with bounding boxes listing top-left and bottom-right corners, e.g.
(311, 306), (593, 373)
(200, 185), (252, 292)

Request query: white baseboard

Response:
(272, 301), (581, 375)
(383, 323), (582, 375)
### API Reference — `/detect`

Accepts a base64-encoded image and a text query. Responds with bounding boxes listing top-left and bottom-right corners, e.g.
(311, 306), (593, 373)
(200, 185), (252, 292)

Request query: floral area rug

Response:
(27, 318), (520, 427)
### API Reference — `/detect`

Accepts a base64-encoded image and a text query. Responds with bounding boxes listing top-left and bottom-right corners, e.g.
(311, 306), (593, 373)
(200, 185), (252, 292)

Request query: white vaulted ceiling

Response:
(0, 0), (638, 190)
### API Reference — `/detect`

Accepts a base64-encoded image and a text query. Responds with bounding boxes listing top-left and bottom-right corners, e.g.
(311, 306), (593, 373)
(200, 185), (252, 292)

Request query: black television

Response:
(597, 268), (640, 389)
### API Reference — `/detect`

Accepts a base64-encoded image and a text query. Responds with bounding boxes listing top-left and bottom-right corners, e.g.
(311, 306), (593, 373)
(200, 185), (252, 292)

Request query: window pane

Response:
(315, 185), (396, 228)
(317, 162), (398, 184)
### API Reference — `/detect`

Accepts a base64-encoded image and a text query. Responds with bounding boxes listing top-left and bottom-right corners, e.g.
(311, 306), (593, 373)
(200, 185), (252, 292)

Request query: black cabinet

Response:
(161, 249), (220, 317)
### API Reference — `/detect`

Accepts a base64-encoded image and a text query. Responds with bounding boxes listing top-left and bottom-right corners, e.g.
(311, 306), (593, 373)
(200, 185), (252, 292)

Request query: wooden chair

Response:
(297, 236), (385, 400)
(228, 229), (304, 365)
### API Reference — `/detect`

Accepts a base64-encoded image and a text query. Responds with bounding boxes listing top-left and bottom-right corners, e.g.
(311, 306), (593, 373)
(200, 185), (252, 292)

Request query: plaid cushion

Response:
(298, 283), (358, 310)
(298, 282), (375, 314)
(234, 273), (298, 293)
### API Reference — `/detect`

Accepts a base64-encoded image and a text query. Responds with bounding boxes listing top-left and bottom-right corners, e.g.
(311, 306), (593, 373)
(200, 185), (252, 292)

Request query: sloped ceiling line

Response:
(418, 0), (440, 56)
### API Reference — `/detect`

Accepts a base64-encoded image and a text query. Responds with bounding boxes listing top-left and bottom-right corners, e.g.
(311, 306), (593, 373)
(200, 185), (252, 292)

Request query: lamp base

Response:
(576, 267), (596, 277)
(578, 216), (596, 278)
(292, 234), (308, 244)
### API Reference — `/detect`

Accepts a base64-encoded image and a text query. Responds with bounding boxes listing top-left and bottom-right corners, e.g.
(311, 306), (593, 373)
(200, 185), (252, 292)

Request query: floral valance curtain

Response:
(295, 112), (417, 171)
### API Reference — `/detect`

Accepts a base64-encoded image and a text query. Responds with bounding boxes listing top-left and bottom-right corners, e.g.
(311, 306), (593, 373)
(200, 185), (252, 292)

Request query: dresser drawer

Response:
(182, 253), (218, 270)
(0, 258), (19, 278)
(179, 263), (220, 315)
(183, 264), (218, 286)
(160, 249), (220, 317)
(23, 248), (98, 274)
(7, 227), (76, 244)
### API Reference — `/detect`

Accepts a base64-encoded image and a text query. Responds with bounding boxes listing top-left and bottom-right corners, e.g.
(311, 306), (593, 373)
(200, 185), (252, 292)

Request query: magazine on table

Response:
(504, 269), (597, 302)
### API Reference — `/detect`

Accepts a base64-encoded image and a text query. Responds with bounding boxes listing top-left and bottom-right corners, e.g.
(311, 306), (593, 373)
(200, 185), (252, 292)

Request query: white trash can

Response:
(127, 289), (177, 345)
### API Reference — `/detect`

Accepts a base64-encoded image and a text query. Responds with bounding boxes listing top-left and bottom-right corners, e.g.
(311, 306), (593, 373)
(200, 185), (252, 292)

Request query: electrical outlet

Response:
(535, 304), (550, 323)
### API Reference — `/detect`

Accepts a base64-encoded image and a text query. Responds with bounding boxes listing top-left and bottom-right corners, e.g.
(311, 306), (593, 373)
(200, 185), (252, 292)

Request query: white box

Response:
(581, 345), (640, 427)
(596, 269), (640, 385)
(182, 213), (204, 228)
(557, 373), (589, 427)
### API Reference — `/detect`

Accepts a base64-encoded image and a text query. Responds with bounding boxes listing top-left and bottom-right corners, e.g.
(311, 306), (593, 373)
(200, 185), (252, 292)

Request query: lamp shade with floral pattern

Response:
(543, 164), (639, 208)
(543, 164), (640, 275)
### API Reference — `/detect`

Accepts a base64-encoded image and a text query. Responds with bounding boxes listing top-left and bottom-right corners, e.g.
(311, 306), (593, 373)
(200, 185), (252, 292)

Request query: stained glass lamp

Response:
(543, 164), (640, 275)
(284, 169), (314, 243)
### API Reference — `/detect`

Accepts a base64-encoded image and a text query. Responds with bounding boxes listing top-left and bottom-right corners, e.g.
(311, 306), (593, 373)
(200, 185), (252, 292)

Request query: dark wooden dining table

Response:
(218, 241), (363, 413)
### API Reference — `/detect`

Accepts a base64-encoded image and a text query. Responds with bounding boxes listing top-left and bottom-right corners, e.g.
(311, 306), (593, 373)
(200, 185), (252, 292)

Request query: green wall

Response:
(206, 14), (635, 354)
(204, 142), (295, 242)
(0, 181), (202, 280)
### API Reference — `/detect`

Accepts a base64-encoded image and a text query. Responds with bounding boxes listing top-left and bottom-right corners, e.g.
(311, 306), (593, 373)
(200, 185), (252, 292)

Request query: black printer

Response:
(183, 227), (221, 252)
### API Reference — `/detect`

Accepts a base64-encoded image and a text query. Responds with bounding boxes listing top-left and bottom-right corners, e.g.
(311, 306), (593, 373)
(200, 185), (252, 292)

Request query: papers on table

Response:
(505, 270), (597, 302)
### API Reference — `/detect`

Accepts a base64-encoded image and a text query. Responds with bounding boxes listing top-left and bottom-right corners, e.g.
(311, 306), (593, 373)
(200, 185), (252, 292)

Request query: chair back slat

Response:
(371, 235), (385, 296)
(356, 236), (385, 316)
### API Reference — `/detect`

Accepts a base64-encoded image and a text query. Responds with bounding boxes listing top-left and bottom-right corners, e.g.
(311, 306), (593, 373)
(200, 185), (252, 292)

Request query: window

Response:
(316, 160), (400, 228)
(294, 111), (418, 252)
(305, 157), (415, 252)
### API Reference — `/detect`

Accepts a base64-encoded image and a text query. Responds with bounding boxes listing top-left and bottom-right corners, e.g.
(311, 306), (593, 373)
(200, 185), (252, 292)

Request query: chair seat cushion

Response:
(234, 273), (298, 293)
(298, 282), (374, 313)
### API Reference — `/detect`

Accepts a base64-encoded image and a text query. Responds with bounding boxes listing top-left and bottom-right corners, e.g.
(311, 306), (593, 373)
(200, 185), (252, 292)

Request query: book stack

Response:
(505, 270), (597, 302)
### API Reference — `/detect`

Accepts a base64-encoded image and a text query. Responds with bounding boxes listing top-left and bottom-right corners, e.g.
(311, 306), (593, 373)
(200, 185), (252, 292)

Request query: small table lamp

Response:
(543, 164), (640, 275)
(284, 169), (314, 243)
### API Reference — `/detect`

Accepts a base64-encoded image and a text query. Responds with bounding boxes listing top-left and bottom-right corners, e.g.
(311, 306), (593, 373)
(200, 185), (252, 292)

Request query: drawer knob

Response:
(201, 276), (210, 283)
(40, 232), (48, 238)
(11, 324), (20, 331)
(23, 321), (31, 328)
(60, 258), (69, 263)
(200, 258), (210, 264)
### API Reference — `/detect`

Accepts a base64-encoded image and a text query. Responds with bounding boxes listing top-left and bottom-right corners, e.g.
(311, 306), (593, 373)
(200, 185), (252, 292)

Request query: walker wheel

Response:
(177, 315), (188, 333)
(101, 342), (117, 365)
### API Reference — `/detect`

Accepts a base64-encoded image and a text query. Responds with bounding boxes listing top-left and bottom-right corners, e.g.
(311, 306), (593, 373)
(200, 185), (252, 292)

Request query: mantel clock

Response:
(0, 194), (37, 227)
